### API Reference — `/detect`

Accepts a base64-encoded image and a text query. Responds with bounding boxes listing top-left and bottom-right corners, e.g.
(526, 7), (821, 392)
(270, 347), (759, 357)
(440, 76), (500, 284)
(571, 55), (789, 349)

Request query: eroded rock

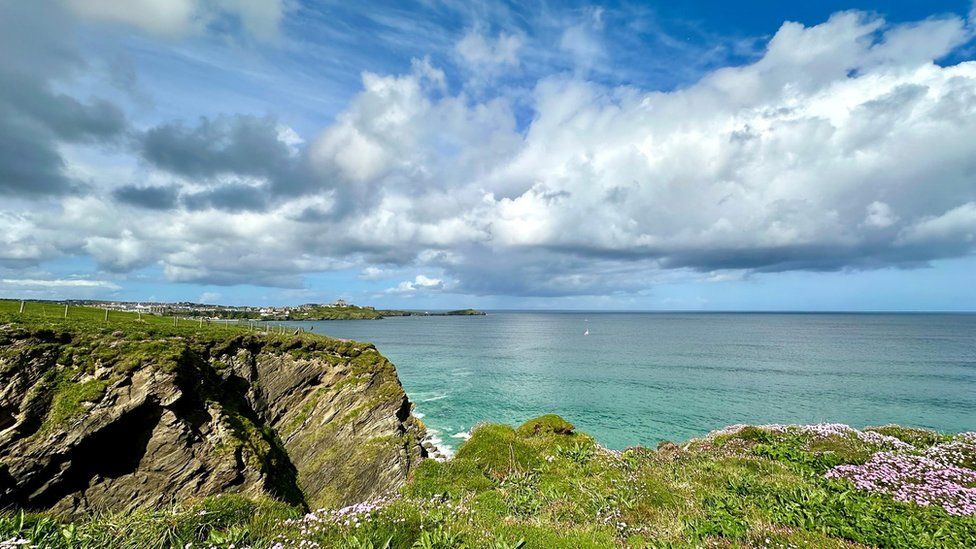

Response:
(0, 328), (427, 516)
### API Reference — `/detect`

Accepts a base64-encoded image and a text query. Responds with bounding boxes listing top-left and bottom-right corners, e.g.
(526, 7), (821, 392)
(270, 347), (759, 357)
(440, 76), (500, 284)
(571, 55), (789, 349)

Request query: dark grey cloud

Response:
(141, 115), (291, 179)
(436, 246), (651, 297)
(112, 184), (180, 210)
(0, 116), (75, 196)
(0, 89), (126, 197)
(0, 1), (127, 198)
(181, 183), (270, 212)
(137, 114), (334, 212)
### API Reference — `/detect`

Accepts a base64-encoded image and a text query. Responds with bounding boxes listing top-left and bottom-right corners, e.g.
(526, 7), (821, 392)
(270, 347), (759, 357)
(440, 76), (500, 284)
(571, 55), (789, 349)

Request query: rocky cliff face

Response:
(0, 324), (427, 516)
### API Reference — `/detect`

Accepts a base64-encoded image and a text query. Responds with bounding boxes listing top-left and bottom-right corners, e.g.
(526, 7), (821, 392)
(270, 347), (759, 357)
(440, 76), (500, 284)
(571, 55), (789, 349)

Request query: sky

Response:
(1, 0), (976, 311)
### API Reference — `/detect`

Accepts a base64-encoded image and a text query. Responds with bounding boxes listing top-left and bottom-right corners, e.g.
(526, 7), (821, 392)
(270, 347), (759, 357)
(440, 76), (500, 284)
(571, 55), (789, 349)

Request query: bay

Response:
(285, 312), (976, 453)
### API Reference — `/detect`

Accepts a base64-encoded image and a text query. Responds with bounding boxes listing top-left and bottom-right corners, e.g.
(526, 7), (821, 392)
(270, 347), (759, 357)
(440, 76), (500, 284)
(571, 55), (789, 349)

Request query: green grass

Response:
(867, 424), (954, 447)
(0, 495), (299, 549)
(2, 300), (975, 547)
(0, 298), (410, 513)
(0, 299), (384, 364)
(3, 417), (976, 547)
(1, 299), (280, 340)
(42, 378), (110, 431)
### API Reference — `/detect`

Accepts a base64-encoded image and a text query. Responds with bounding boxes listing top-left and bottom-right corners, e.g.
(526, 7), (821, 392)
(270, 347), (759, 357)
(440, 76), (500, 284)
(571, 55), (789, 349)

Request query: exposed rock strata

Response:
(0, 326), (426, 516)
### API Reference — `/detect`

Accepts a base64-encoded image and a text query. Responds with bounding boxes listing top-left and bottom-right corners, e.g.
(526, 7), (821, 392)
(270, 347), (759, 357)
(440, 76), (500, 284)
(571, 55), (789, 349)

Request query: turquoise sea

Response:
(286, 313), (976, 454)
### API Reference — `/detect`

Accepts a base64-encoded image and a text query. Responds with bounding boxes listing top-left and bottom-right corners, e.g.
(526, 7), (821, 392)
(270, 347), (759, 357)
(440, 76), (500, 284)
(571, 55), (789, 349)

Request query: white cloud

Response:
(198, 291), (222, 303)
(897, 202), (976, 245)
(456, 30), (522, 68)
(359, 266), (391, 280)
(864, 201), (898, 228)
(0, 278), (121, 290)
(559, 7), (606, 71)
(65, 0), (283, 39)
(704, 271), (747, 283)
(5, 8), (976, 297)
(387, 275), (445, 294)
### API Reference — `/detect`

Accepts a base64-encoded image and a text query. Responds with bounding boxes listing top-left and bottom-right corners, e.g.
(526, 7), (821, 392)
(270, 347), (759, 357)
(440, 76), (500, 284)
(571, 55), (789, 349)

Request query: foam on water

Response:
(424, 427), (454, 458)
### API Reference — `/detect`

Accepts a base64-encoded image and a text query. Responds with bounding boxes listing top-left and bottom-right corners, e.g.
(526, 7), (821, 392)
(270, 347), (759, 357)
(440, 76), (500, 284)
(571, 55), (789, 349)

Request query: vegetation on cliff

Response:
(2, 301), (974, 547)
(0, 300), (426, 518)
(3, 412), (975, 547)
(284, 306), (486, 321)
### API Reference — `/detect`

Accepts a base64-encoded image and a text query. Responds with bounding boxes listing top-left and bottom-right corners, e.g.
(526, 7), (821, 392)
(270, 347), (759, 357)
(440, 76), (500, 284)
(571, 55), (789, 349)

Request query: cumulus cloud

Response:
(112, 185), (180, 210)
(388, 275), (446, 294)
(0, 2), (127, 198)
(312, 9), (976, 292)
(3, 6), (976, 297)
(0, 275), (121, 300)
(864, 201), (898, 229)
(142, 115), (293, 179)
(359, 266), (392, 280)
(897, 202), (976, 248)
(138, 114), (326, 211)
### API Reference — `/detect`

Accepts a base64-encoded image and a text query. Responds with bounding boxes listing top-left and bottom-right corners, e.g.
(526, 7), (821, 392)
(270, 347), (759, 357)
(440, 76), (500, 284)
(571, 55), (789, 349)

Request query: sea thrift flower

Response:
(709, 423), (911, 450)
(827, 441), (976, 516)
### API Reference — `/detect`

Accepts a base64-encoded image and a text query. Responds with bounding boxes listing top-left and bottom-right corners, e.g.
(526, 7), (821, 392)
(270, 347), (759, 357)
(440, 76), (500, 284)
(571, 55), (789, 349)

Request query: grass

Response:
(0, 298), (414, 514)
(0, 299), (287, 342)
(0, 495), (299, 549)
(5, 416), (974, 547)
(42, 378), (110, 431)
(0, 299), (385, 374)
(2, 299), (975, 547)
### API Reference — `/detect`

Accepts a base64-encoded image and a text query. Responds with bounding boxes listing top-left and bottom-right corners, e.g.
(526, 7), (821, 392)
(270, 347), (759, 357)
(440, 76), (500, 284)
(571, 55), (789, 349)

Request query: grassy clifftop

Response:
(2, 300), (974, 547)
(0, 299), (426, 518)
(287, 306), (486, 320)
(3, 413), (975, 547)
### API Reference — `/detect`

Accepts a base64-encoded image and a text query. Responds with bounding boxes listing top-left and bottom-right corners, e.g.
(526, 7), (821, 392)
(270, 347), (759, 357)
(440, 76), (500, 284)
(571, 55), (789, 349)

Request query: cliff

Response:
(3, 413), (974, 547)
(2, 304), (974, 548)
(0, 302), (427, 516)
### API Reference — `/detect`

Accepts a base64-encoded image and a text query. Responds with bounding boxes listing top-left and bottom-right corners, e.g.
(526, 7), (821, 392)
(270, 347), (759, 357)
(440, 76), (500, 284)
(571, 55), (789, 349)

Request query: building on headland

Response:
(54, 299), (374, 320)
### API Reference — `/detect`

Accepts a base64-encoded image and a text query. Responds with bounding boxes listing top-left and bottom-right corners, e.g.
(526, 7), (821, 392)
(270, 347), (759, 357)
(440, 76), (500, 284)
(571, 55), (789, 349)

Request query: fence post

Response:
(64, 305), (68, 318)
(19, 301), (25, 313)
(104, 309), (108, 321)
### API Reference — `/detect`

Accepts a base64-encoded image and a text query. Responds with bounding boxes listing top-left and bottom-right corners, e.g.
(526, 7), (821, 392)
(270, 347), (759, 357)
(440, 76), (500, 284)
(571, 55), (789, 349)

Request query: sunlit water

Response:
(284, 313), (976, 454)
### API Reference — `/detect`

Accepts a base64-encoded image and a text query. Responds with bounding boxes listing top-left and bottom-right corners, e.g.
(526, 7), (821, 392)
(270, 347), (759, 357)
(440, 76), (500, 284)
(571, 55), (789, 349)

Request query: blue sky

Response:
(1, 0), (975, 310)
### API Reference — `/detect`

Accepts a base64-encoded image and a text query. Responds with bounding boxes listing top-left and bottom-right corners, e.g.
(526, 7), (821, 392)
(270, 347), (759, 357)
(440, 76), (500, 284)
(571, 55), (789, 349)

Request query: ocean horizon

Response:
(286, 311), (976, 455)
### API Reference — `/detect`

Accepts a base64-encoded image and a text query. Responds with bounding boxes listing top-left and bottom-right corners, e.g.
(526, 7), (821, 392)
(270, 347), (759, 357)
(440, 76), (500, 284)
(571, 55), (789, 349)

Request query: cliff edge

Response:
(0, 302), (427, 516)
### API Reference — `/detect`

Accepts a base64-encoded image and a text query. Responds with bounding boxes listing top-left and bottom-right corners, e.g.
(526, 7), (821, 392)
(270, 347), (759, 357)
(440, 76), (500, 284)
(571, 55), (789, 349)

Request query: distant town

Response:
(54, 299), (484, 321)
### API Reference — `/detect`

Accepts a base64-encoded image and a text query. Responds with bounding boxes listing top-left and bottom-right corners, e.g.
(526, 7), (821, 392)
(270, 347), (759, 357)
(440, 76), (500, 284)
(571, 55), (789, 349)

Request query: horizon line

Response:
(2, 298), (973, 315)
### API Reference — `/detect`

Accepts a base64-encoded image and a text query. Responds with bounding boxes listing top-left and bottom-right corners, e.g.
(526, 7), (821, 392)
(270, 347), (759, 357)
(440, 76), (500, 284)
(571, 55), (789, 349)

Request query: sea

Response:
(284, 312), (976, 455)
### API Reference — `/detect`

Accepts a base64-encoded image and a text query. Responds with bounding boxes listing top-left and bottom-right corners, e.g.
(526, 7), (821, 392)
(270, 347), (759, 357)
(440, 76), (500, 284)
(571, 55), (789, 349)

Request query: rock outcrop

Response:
(0, 324), (427, 516)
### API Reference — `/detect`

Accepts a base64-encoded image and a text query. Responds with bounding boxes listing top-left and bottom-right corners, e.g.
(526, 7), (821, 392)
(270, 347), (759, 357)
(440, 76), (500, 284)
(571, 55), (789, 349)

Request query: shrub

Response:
(516, 415), (575, 437)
